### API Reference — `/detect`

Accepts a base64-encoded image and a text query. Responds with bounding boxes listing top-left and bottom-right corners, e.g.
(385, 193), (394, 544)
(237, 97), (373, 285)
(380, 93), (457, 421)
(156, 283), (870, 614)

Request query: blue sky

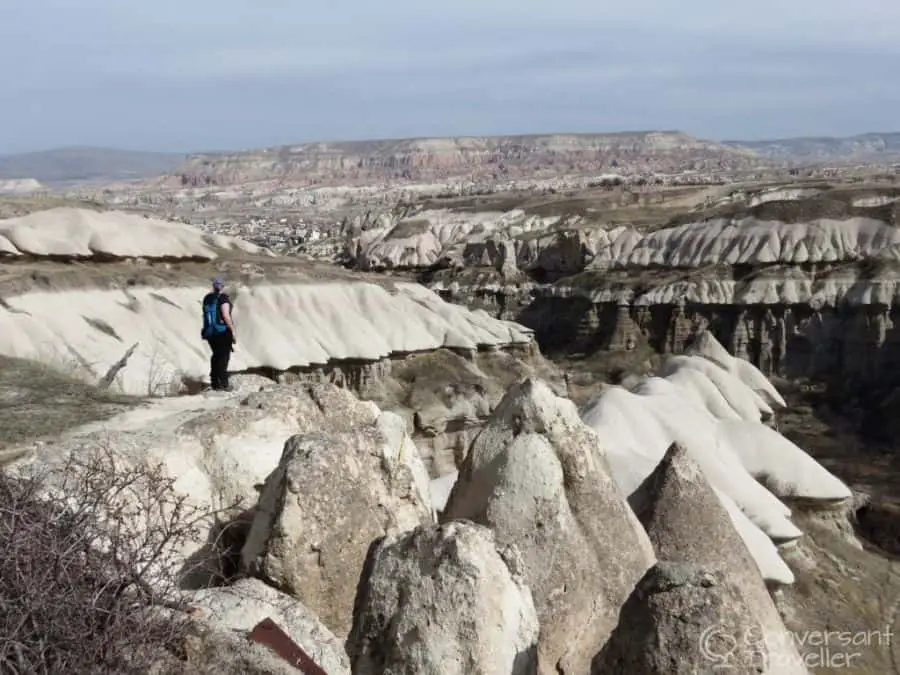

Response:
(2, 0), (899, 153)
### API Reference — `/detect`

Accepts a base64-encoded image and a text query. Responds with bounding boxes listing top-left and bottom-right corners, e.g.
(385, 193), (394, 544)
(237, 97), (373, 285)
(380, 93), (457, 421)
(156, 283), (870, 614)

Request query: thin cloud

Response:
(1, 0), (898, 152)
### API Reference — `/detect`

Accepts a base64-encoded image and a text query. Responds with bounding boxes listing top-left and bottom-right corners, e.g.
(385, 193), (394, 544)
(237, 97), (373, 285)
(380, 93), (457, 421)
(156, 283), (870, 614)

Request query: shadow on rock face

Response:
(855, 500), (900, 557)
(179, 506), (259, 590)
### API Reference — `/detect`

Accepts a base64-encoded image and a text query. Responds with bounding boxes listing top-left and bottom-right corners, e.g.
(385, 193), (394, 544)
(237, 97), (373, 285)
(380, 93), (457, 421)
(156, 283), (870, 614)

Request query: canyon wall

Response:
(433, 276), (900, 391)
(400, 184), (900, 391)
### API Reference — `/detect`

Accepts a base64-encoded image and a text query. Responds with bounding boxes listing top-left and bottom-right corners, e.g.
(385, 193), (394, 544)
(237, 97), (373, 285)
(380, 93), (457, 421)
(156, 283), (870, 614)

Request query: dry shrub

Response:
(0, 446), (234, 674)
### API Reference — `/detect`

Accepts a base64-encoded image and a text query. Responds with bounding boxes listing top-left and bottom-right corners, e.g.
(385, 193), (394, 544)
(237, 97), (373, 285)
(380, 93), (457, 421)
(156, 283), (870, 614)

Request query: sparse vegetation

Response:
(0, 356), (135, 459)
(0, 445), (221, 674)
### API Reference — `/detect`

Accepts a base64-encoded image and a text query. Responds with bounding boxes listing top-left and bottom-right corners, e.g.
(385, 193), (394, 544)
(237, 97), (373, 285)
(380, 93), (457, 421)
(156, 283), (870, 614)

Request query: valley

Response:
(1, 129), (899, 673)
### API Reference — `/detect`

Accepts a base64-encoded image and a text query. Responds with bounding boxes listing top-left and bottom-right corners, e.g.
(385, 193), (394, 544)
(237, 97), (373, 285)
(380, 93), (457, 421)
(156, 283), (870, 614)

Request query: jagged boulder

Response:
(180, 629), (306, 674)
(629, 442), (806, 674)
(368, 347), (566, 477)
(183, 577), (350, 675)
(443, 378), (655, 674)
(241, 424), (434, 638)
(592, 562), (769, 674)
(347, 521), (539, 675)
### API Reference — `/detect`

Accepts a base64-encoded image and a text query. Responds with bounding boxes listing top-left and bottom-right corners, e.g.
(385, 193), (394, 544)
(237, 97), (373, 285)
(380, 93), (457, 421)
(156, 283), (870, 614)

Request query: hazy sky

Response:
(2, 0), (899, 154)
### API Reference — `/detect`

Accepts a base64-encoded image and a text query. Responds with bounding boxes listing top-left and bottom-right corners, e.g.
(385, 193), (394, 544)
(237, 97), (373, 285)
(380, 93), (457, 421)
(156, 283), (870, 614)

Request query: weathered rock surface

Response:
(592, 562), (769, 674)
(394, 184), (900, 390)
(168, 132), (754, 188)
(443, 378), (655, 674)
(180, 627), (305, 675)
(365, 346), (566, 476)
(629, 442), (806, 674)
(347, 521), (539, 675)
(0, 206), (268, 259)
(580, 331), (852, 584)
(0, 207), (535, 397)
(184, 577), (350, 675)
(11, 381), (432, 594)
(0, 276), (534, 396)
(240, 424), (434, 638)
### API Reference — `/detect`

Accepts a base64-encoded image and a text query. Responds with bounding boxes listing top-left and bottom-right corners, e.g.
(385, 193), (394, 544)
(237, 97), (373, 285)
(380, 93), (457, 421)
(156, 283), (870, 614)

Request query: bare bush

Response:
(0, 446), (235, 674)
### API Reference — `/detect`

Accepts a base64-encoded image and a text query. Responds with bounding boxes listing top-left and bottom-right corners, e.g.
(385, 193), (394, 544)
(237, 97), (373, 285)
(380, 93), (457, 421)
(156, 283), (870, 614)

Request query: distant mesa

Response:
(165, 131), (760, 188)
(725, 131), (900, 163)
(6, 130), (900, 191)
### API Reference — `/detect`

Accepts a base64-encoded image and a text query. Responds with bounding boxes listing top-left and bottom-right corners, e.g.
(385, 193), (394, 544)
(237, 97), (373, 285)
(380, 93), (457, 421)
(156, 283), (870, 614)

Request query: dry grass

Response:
(419, 184), (716, 231)
(0, 356), (135, 459)
(0, 194), (105, 219)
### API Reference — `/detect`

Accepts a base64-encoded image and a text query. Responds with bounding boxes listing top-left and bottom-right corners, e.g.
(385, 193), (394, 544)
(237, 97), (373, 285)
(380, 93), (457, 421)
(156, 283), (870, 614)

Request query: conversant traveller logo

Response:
(698, 623), (894, 670)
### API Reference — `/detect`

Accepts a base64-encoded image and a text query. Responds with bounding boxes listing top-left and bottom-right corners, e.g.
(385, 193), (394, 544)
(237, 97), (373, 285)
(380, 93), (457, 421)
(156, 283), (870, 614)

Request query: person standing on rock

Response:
(201, 278), (236, 391)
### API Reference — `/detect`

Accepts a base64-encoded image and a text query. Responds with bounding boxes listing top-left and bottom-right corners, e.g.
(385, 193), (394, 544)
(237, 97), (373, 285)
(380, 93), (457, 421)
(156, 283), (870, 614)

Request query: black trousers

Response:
(206, 332), (233, 389)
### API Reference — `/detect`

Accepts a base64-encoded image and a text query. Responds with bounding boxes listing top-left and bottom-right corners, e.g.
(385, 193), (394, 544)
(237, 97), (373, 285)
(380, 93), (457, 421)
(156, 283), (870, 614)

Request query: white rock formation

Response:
(580, 331), (852, 584)
(0, 207), (269, 258)
(443, 378), (656, 675)
(185, 577), (350, 675)
(626, 265), (900, 308)
(354, 208), (561, 269)
(356, 202), (900, 282)
(627, 443), (806, 674)
(11, 382), (433, 593)
(347, 521), (540, 675)
(0, 280), (533, 395)
(240, 424), (434, 638)
(656, 356), (774, 421)
(618, 216), (900, 268)
(685, 329), (786, 408)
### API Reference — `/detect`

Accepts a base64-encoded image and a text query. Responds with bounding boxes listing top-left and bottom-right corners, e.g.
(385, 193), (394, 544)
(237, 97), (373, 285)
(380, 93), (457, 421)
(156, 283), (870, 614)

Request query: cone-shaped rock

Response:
(629, 442), (805, 674)
(347, 521), (539, 675)
(443, 378), (655, 674)
(592, 562), (769, 674)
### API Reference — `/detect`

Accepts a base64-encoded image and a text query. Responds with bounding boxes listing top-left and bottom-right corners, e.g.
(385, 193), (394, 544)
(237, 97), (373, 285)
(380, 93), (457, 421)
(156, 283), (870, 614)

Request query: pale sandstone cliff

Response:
(167, 131), (759, 188)
(366, 182), (900, 388)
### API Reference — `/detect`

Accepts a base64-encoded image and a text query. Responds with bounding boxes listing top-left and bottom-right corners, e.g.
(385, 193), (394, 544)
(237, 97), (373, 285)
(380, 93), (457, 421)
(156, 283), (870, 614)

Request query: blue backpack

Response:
(201, 293), (229, 339)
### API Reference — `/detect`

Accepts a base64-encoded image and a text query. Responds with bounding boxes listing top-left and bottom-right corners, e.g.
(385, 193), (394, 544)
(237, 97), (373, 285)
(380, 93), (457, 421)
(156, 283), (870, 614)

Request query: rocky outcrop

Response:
(397, 185), (900, 387)
(592, 562), (769, 674)
(504, 287), (900, 385)
(581, 331), (852, 584)
(347, 521), (539, 675)
(0, 276), (534, 396)
(5, 344), (881, 673)
(12, 381), (434, 591)
(629, 442), (806, 674)
(169, 132), (757, 188)
(443, 378), (655, 674)
(365, 346), (566, 476)
(184, 577), (350, 675)
(240, 423), (434, 638)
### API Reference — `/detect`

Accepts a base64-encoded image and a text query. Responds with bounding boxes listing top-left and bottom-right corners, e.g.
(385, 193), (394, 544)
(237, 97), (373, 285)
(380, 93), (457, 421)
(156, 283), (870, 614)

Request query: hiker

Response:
(201, 278), (236, 391)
